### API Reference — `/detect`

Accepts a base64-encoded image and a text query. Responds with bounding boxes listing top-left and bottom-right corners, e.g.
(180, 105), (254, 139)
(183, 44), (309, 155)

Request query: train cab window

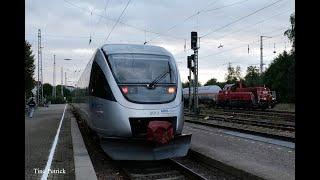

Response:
(89, 61), (116, 101)
(106, 53), (177, 103)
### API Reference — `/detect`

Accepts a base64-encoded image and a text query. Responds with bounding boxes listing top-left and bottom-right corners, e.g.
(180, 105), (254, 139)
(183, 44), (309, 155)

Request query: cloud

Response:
(71, 48), (95, 55)
(26, 0), (294, 84)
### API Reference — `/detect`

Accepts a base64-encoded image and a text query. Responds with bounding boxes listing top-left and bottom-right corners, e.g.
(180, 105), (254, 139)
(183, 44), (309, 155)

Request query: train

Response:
(183, 82), (276, 109)
(71, 44), (191, 160)
(216, 82), (275, 109)
(183, 85), (221, 106)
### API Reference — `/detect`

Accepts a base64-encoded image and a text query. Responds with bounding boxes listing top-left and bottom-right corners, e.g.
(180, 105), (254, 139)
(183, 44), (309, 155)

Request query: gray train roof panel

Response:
(101, 44), (173, 57)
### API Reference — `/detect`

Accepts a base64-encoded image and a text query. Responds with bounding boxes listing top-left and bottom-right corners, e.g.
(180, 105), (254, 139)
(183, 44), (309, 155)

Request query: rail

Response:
(184, 114), (295, 143)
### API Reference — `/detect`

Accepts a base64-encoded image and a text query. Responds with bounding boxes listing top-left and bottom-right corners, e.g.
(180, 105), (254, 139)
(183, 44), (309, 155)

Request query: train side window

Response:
(89, 61), (116, 101)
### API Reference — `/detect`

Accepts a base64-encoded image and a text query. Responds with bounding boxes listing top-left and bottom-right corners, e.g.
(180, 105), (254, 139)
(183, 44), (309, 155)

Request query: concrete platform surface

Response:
(184, 122), (295, 180)
(25, 104), (76, 180)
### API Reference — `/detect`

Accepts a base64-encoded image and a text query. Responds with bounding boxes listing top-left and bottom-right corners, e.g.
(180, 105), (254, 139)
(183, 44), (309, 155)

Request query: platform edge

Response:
(71, 116), (98, 180)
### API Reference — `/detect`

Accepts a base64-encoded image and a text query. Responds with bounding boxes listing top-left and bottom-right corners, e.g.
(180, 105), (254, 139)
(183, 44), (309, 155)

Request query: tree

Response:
(235, 66), (242, 80)
(204, 78), (217, 86)
(182, 81), (189, 88)
(182, 80), (202, 89)
(287, 59), (295, 102)
(263, 13), (295, 103)
(225, 64), (236, 83)
(43, 83), (53, 98)
(225, 64), (242, 83)
(263, 51), (295, 102)
(244, 66), (261, 87)
(25, 41), (36, 98)
(56, 85), (71, 97)
(204, 78), (226, 89)
(284, 13), (295, 52)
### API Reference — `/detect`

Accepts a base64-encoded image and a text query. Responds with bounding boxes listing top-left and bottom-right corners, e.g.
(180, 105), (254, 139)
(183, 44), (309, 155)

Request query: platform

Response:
(25, 104), (97, 180)
(183, 122), (295, 180)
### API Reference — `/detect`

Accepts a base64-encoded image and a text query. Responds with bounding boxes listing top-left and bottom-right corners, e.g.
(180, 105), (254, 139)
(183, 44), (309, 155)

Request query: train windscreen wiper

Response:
(147, 63), (171, 88)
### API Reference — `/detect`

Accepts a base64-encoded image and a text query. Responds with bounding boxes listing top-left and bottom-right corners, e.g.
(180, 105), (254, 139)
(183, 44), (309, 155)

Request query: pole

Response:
(40, 32), (43, 105)
(53, 55), (56, 97)
(65, 71), (67, 101)
(188, 69), (192, 112)
(61, 67), (64, 97)
(260, 36), (263, 74)
(193, 48), (199, 114)
(190, 32), (199, 114)
(65, 72), (67, 88)
(260, 36), (272, 74)
(37, 29), (40, 105)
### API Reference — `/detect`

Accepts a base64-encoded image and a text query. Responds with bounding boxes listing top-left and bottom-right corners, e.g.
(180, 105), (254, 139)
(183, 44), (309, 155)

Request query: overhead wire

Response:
(173, 25), (288, 60)
(63, 0), (185, 41)
(36, 1), (292, 61)
(105, 0), (132, 41)
(210, 9), (293, 41)
(203, 0), (250, 12)
(200, 30), (287, 59)
(200, 0), (284, 38)
(145, 0), (251, 44)
(91, 0), (111, 43)
(97, 0), (110, 25)
(62, 0), (287, 47)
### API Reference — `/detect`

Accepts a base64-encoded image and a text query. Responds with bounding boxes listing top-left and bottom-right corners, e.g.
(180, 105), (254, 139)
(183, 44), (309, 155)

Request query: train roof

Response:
(101, 44), (173, 57)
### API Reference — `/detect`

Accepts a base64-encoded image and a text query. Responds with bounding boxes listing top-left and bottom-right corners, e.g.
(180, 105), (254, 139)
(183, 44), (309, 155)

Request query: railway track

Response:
(207, 108), (295, 122)
(71, 106), (238, 180)
(209, 106), (295, 114)
(120, 152), (248, 180)
(120, 159), (208, 180)
(185, 112), (295, 132)
(185, 106), (295, 122)
(184, 115), (295, 142)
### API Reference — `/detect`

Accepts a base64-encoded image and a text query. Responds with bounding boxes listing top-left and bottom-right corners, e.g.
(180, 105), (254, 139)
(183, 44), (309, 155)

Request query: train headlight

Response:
(167, 87), (176, 94)
(121, 86), (129, 94)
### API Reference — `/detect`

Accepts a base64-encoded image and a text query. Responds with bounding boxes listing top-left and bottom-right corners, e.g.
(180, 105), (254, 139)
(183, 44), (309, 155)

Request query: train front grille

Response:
(129, 117), (177, 138)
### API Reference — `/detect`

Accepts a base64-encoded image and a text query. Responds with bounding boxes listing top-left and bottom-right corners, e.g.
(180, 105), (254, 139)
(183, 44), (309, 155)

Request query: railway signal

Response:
(191, 32), (197, 50)
(189, 31), (200, 114)
(187, 56), (193, 112)
(187, 55), (192, 69)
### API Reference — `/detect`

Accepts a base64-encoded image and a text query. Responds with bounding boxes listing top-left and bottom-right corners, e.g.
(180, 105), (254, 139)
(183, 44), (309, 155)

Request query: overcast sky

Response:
(26, 0), (295, 86)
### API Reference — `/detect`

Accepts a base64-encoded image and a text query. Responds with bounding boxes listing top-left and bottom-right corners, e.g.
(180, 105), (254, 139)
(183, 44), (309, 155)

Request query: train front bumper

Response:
(100, 134), (192, 160)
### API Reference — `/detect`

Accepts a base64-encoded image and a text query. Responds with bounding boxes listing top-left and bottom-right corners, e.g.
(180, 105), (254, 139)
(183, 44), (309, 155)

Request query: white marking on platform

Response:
(41, 104), (67, 180)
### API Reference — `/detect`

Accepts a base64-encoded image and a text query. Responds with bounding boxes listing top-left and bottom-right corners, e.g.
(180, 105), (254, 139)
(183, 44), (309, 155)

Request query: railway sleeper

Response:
(126, 170), (183, 180)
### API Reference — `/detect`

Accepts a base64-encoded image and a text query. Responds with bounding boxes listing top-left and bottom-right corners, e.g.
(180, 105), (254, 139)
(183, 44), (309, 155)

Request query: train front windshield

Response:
(108, 54), (177, 103)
